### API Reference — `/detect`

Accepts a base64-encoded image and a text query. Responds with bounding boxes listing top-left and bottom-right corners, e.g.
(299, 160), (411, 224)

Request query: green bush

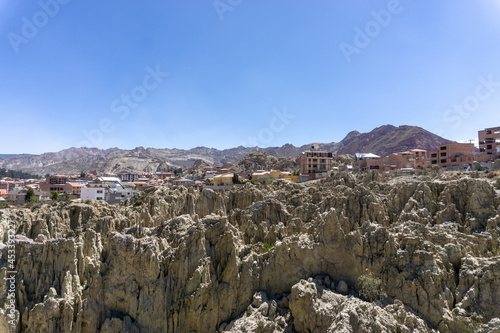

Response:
(263, 242), (275, 252)
(358, 270), (387, 302)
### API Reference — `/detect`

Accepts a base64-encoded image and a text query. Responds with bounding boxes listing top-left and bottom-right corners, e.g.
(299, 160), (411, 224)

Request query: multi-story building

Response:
(81, 187), (106, 201)
(119, 173), (140, 182)
(211, 173), (234, 186)
(360, 149), (428, 172)
(479, 126), (500, 160)
(428, 143), (490, 168)
(47, 175), (67, 185)
(299, 146), (333, 178)
(66, 182), (85, 198)
(155, 172), (172, 180)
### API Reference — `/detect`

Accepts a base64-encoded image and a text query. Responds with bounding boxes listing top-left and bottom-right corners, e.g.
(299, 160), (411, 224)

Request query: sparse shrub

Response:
(133, 199), (143, 207)
(492, 159), (500, 171)
(84, 199), (92, 205)
(358, 270), (387, 302)
(428, 165), (442, 177)
(263, 242), (275, 252)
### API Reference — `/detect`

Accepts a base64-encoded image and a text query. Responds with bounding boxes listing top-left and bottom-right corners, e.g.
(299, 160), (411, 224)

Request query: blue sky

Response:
(1, 0), (500, 154)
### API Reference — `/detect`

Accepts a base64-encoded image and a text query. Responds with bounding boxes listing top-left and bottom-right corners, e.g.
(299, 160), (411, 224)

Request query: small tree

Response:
(80, 171), (86, 178)
(61, 191), (70, 201)
(25, 187), (37, 203)
(51, 191), (59, 201)
(232, 174), (240, 185)
(358, 270), (387, 302)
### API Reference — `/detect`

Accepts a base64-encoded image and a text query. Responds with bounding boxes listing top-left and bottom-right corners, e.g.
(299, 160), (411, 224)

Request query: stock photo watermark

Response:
(340, 0), (406, 63)
(5, 220), (18, 329)
(78, 64), (168, 148)
(240, 107), (295, 147)
(7, 0), (71, 54)
(213, 0), (243, 21)
(433, 75), (500, 137)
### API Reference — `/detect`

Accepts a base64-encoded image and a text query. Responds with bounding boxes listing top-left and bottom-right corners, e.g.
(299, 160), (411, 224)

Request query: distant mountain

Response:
(337, 125), (452, 157)
(0, 154), (34, 160)
(0, 125), (452, 175)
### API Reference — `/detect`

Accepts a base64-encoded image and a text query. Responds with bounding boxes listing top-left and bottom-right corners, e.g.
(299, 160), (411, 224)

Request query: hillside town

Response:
(1, 125), (499, 207)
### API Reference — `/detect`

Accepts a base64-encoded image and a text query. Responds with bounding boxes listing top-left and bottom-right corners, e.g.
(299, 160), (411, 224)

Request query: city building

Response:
(47, 175), (67, 185)
(105, 184), (137, 204)
(96, 176), (122, 185)
(359, 149), (428, 172)
(299, 146), (333, 179)
(211, 173), (235, 186)
(172, 178), (196, 187)
(479, 126), (500, 160)
(428, 143), (488, 168)
(119, 173), (140, 182)
(66, 182), (85, 198)
(251, 171), (270, 181)
(155, 172), (173, 180)
(81, 187), (106, 201)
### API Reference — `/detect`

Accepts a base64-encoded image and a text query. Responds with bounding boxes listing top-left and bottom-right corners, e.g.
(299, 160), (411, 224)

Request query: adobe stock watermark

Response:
(240, 107), (295, 147)
(434, 75), (500, 136)
(78, 65), (168, 148)
(213, 0), (242, 21)
(339, 0), (406, 63)
(5, 220), (18, 329)
(7, 0), (71, 54)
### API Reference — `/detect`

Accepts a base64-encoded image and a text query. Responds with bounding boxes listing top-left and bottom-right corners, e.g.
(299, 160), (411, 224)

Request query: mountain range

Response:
(0, 125), (451, 176)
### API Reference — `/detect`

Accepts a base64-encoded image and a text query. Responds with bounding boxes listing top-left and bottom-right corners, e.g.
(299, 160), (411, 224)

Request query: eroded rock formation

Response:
(1, 172), (500, 332)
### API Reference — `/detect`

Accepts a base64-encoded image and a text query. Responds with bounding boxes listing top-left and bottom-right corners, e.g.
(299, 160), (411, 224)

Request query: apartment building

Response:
(119, 173), (140, 182)
(81, 187), (106, 201)
(479, 126), (500, 160)
(47, 175), (67, 185)
(299, 146), (333, 178)
(428, 143), (489, 168)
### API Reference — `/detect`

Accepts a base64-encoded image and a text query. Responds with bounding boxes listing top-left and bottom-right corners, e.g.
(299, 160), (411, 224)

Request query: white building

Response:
(81, 187), (106, 201)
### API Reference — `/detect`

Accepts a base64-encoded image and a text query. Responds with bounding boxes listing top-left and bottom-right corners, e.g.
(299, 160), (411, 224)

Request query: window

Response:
(440, 152), (446, 157)
(440, 159), (446, 163)
(440, 146), (446, 150)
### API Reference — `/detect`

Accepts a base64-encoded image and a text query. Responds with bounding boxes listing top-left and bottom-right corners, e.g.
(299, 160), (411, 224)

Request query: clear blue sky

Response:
(1, 0), (500, 154)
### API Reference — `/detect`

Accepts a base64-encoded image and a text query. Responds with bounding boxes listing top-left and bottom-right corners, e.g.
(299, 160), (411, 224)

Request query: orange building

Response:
(299, 146), (333, 177)
(479, 126), (500, 160)
(361, 149), (428, 172)
(428, 143), (489, 168)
